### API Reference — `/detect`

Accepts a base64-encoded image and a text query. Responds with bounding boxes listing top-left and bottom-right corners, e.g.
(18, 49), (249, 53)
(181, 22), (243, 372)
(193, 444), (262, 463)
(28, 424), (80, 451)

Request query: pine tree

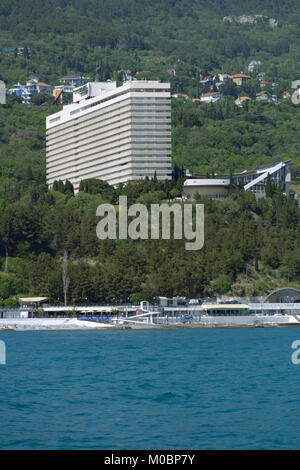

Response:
(62, 250), (70, 307)
(25, 165), (34, 186)
(64, 180), (74, 196)
(265, 173), (273, 198)
(57, 180), (65, 193)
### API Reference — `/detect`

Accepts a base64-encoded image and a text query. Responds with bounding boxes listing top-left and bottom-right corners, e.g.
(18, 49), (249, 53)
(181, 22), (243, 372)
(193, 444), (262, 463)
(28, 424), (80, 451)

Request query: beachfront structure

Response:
(2, 287), (300, 323)
(264, 287), (300, 304)
(46, 81), (172, 192)
(201, 304), (250, 316)
(158, 296), (187, 307)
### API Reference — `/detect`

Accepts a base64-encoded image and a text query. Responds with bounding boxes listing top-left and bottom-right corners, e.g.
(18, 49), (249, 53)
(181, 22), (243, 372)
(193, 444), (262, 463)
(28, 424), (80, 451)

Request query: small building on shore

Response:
(201, 304), (250, 316)
(158, 296), (187, 307)
(264, 288), (300, 303)
(19, 297), (49, 308)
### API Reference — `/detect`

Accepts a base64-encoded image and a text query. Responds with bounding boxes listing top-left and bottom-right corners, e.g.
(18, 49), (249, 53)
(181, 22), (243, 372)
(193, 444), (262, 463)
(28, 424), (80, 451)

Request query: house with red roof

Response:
(36, 82), (51, 94)
(260, 80), (273, 88)
(256, 91), (277, 103)
(166, 68), (176, 76)
(172, 93), (189, 100)
(231, 74), (252, 86)
(234, 96), (252, 107)
(218, 73), (232, 82)
(200, 91), (223, 103)
(135, 71), (151, 76)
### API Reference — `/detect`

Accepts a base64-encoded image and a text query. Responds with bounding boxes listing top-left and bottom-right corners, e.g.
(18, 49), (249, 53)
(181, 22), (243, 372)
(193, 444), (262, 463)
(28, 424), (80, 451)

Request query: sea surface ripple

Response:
(1, 328), (300, 449)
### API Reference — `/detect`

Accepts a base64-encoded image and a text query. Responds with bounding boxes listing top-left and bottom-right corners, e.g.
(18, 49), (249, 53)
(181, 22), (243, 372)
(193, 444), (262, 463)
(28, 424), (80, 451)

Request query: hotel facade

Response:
(46, 81), (172, 192)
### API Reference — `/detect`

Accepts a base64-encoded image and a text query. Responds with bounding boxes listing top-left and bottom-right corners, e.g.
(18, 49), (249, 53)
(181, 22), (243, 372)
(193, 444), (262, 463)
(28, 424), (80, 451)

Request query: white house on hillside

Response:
(200, 91), (223, 103)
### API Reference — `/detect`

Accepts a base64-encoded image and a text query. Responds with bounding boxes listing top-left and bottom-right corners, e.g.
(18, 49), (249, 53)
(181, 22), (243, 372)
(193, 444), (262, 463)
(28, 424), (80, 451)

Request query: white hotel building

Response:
(46, 81), (172, 192)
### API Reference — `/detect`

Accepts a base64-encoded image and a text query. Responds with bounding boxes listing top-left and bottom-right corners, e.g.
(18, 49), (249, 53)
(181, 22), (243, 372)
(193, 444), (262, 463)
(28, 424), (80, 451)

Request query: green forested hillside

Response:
(0, 100), (51, 197)
(1, 0), (300, 172)
(0, 1), (299, 304)
(0, 172), (300, 305)
(1, 95), (300, 198)
(0, 0), (300, 88)
(172, 97), (300, 175)
(0, 99), (299, 305)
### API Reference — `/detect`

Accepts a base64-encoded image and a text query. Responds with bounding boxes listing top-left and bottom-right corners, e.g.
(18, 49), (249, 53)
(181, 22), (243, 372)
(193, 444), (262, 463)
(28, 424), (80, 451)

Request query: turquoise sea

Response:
(1, 327), (300, 450)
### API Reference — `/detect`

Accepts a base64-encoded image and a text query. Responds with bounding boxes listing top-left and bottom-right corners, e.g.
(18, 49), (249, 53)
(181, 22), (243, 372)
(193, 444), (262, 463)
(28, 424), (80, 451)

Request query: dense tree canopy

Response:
(0, 0), (299, 91)
(0, 157), (299, 304)
(0, 1), (299, 305)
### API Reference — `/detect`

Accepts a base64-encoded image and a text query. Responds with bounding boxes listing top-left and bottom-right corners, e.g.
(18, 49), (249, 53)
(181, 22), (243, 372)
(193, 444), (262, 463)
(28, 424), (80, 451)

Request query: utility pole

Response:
(62, 250), (70, 307)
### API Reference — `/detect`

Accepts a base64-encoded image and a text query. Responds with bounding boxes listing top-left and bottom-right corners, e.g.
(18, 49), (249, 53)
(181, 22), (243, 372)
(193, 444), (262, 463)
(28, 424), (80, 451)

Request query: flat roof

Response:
(46, 81), (171, 129)
(184, 179), (230, 186)
(233, 160), (290, 178)
(202, 304), (250, 309)
(19, 297), (48, 303)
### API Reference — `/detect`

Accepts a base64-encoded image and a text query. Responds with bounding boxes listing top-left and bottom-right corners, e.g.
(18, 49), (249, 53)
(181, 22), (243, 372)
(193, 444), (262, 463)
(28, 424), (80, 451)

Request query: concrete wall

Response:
(160, 315), (299, 325)
(199, 315), (298, 325)
(183, 185), (230, 198)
